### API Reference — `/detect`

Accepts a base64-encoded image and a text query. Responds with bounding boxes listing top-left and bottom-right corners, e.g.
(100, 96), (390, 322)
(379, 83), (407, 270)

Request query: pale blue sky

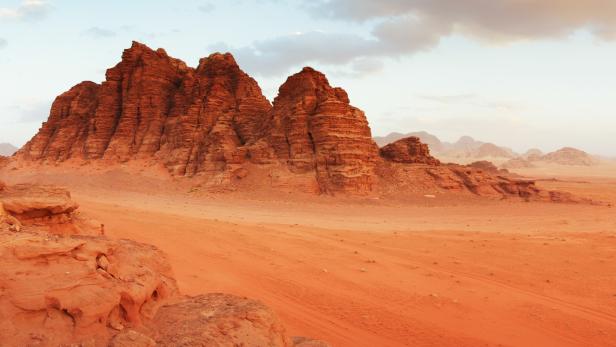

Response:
(1, 0), (615, 155)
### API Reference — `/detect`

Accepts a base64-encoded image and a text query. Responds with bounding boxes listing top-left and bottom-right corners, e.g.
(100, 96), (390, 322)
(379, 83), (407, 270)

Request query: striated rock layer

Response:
(18, 42), (378, 194)
(248, 67), (379, 193)
(17, 42), (570, 200)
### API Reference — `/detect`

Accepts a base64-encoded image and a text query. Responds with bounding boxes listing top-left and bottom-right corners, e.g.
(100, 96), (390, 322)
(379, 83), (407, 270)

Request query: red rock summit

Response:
(17, 42), (568, 200)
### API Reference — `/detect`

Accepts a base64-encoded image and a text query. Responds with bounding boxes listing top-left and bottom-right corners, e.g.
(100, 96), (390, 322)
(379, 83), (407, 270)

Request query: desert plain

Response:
(2, 160), (615, 347)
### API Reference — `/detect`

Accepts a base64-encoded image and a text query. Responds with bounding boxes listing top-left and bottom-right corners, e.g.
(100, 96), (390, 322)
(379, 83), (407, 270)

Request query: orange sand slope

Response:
(3, 164), (616, 347)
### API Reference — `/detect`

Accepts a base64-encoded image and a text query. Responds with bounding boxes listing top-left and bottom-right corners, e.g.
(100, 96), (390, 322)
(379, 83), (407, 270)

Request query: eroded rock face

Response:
(249, 67), (380, 194)
(18, 42), (271, 185)
(0, 183), (97, 235)
(380, 136), (440, 165)
(0, 230), (178, 347)
(148, 294), (291, 347)
(15, 42), (578, 200)
(0, 184), (329, 347)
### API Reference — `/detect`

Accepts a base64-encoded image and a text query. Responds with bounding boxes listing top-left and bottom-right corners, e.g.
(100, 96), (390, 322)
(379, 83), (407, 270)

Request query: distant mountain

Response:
(374, 131), (444, 151)
(475, 143), (515, 159)
(373, 132), (516, 159)
(539, 147), (598, 166)
(0, 143), (18, 156)
(502, 147), (600, 169)
(522, 148), (543, 161)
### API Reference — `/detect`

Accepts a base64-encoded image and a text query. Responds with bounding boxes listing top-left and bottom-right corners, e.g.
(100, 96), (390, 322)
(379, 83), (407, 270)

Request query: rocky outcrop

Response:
(378, 163), (548, 200)
(18, 42), (271, 183)
(248, 67), (379, 193)
(0, 230), (178, 347)
(18, 42), (380, 194)
(380, 136), (440, 165)
(147, 294), (290, 347)
(15, 42), (578, 200)
(0, 183), (99, 235)
(468, 160), (506, 173)
(0, 184), (327, 347)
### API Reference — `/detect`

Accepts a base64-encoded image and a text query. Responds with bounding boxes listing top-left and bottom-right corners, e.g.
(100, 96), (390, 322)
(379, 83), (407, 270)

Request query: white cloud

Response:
(0, 0), (52, 21)
(84, 27), (116, 38)
(221, 0), (616, 77)
(309, 0), (616, 41)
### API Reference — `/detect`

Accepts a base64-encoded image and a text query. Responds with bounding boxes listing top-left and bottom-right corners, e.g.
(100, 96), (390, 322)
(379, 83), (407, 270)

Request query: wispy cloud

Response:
(84, 27), (116, 38)
(0, 38), (7, 49)
(417, 94), (477, 104)
(0, 0), (52, 21)
(198, 3), (216, 13)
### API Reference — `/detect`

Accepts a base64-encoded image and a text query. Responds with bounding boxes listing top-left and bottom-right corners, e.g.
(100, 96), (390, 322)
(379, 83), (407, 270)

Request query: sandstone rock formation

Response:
(248, 67), (379, 193)
(0, 155), (8, 169)
(18, 42), (378, 194)
(380, 136), (440, 165)
(0, 230), (178, 347)
(146, 294), (290, 347)
(0, 183), (327, 347)
(18, 42), (271, 183)
(468, 160), (505, 173)
(0, 183), (97, 235)
(15, 42), (575, 201)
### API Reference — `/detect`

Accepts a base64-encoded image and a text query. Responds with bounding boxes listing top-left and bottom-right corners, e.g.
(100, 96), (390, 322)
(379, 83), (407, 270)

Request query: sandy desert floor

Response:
(3, 162), (616, 347)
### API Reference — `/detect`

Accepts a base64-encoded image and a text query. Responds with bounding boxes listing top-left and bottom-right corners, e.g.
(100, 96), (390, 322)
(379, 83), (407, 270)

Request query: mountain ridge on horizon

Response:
(373, 131), (604, 164)
(0, 143), (18, 157)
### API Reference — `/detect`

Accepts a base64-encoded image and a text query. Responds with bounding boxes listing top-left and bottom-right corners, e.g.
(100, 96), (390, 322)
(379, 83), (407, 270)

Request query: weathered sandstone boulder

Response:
(147, 294), (291, 347)
(379, 136), (440, 165)
(0, 183), (97, 235)
(0, 230), (178, 347)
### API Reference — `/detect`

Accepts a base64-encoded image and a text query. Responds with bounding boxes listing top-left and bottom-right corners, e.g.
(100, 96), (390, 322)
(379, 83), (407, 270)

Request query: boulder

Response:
(379, 136), (440, 165)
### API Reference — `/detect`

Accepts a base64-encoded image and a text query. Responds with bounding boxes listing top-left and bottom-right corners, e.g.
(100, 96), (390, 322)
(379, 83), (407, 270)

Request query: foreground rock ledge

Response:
(0, 182), (329, 347)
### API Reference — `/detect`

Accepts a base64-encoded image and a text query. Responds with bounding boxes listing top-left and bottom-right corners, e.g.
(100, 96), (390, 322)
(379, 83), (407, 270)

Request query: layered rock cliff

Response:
(17, 42), (569, 200)
(18, 42), (379, 194)
(247, 67), (379, 193)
